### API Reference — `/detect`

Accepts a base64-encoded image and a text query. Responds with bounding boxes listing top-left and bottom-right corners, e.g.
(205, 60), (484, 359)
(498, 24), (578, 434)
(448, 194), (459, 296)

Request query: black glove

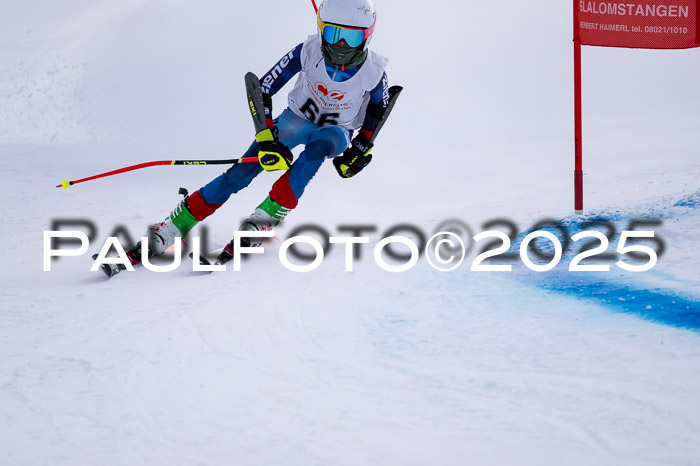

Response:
(333, 134), (374, 179)
(256, 128), (293, 171)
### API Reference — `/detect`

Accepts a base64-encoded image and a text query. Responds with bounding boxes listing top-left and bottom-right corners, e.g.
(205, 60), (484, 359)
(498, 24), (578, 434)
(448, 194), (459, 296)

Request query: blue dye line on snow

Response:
(510, 189), (700, 331)
(528, 271), (700, 331)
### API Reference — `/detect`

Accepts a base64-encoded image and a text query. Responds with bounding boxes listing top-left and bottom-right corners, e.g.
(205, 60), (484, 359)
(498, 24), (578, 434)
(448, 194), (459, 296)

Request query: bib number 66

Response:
(299, 99), (340, 126)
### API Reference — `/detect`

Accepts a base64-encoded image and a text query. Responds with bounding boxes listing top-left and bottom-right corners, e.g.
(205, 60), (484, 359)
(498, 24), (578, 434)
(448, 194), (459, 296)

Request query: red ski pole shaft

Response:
(57, 157), (259, 189)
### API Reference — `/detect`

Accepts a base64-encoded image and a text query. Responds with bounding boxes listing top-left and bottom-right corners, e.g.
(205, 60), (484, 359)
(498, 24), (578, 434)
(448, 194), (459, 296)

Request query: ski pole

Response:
(56, 157), (259, 189)
(310, 0), (318, 14)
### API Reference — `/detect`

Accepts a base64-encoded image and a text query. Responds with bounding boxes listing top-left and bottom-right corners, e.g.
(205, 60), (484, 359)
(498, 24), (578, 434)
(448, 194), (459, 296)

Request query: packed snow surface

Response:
(2, 1), (699, 465)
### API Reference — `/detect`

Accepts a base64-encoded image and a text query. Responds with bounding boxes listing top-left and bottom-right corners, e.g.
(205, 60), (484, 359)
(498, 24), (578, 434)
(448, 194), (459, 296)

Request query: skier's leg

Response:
(269, 124), (350, 209)
(191, 110), (313, 251)
(187, 109), (311, 220)
(214, 113), (344, 265)
(274, 108), (316, 146)
(233, 125), (349, 247)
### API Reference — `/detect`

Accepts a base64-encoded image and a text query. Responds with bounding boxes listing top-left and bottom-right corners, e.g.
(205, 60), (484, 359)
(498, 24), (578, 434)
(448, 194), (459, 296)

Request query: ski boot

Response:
(95, 198), (200, 278)
(214, 195), (291, 266)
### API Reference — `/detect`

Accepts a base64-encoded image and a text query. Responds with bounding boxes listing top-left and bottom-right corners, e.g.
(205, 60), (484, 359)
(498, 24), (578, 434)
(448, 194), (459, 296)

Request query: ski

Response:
(189, 246), (227, 270)
(92, 253), (127, 279)
(188, 235), (280, 273)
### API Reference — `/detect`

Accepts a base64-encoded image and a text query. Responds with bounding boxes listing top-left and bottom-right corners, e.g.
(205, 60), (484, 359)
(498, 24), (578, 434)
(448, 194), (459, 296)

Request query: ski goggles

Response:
(317, 17), (375, 48)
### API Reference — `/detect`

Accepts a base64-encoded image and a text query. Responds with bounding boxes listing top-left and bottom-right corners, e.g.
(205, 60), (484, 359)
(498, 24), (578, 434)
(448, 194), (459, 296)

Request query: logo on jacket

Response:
(314, 82), (345, 102)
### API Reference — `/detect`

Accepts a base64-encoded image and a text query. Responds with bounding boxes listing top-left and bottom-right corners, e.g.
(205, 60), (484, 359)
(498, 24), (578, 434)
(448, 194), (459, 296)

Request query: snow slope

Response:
(2, 1), (700, 465)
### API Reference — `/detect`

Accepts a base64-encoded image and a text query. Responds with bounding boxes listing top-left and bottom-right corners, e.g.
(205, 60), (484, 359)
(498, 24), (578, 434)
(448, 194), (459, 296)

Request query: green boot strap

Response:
(256, 196), (291, 226)
(169, 201), (199, 237)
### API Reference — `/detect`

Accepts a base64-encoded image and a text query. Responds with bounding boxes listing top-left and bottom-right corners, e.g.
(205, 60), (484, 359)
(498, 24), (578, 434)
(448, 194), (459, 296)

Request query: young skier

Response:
(108, 0), (392, 275)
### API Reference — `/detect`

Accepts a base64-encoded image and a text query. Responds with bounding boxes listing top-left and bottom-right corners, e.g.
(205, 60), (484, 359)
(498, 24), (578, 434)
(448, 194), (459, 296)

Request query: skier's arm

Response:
(358, 72), (390, 141)
(259, 43), (303, 127)
(251, 44), (303, 171)
(333, 73), (390, 179)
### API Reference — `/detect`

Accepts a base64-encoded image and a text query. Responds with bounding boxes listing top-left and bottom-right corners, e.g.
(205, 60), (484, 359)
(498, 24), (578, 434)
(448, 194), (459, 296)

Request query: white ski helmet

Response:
(317, 0), (377, 52)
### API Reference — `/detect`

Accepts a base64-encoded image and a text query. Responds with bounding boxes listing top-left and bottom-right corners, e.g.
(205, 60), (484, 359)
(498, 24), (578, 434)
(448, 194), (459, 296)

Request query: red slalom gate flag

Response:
(572, 1), (699, 213)
(578, 0), (699, 48)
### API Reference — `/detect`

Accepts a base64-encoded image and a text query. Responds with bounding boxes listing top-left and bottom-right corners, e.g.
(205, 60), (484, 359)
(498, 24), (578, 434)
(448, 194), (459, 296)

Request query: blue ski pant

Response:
(193, 109), (350, 214)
